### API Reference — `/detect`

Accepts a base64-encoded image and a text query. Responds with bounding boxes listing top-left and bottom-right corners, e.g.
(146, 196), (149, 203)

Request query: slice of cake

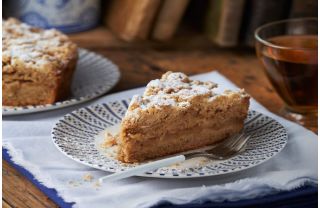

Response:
(118, 72), (250, 163)
(2, 18), (78, 106)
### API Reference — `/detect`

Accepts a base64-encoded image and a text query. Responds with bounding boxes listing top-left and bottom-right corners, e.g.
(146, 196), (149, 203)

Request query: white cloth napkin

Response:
(3, 71), (317, 208)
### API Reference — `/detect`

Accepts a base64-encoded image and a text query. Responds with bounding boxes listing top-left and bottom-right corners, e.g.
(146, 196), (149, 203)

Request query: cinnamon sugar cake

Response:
(117, 72), (250, 163)
(2, 18), (78, 106)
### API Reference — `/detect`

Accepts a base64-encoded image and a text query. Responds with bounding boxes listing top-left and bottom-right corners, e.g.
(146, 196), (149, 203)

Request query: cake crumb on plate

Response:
(100, 132), (119, 148)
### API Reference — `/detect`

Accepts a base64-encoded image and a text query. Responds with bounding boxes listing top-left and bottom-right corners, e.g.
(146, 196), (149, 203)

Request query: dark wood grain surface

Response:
(3, 27), (317, 208)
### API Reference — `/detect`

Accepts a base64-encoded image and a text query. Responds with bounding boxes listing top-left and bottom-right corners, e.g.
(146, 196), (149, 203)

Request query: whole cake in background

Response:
(116, 72), (250, 163)
(2, 18), (78, 106)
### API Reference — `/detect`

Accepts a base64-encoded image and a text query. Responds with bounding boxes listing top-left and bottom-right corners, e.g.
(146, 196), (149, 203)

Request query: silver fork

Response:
(185, 133), (250, 160)
(99, 133), (250, 183)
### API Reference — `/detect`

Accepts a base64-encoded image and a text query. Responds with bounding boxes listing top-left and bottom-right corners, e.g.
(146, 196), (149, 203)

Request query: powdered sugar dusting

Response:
(126, 72), (248, 113)
(2, 18), (77, 70)
(127, 72), (216, 111)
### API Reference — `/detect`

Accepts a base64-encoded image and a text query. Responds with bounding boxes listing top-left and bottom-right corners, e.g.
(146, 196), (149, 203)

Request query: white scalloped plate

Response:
(3, 48), (120, 116)
(52, 99), (288, 178)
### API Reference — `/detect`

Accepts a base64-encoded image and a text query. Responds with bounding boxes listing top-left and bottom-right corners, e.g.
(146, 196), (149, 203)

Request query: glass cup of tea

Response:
(255, 18), (318, 128)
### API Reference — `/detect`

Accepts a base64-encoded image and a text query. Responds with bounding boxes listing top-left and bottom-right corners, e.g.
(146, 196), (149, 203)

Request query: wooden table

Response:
(3, 27), (317, 208)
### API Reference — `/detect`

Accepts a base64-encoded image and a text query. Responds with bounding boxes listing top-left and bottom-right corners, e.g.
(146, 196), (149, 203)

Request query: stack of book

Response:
(206, 0), (317, 47)
(105, 0), (190, 41)
(104, 0), (317, 46)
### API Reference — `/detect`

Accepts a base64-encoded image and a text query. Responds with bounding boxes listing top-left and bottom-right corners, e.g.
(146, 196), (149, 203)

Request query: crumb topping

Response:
(127, 72), (247, 111)
(2, 18), (77, 73)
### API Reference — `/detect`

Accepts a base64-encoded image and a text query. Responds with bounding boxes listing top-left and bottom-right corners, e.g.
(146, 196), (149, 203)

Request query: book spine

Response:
(215, 0), (246, 47)
(289, 0), (317, 18)
(137, 0), (162, 39)
(242, 0), (290, 47)
(206, 0), (246, 47)
(105, 0), (161, 41)
(152, 0), (190, 41)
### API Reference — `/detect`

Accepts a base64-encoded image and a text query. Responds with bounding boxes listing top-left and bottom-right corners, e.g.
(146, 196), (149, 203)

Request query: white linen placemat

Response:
(3, 71), (318, 208)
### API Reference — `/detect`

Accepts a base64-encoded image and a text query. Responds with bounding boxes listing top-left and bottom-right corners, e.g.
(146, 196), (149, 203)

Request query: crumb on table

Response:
(82, 173), (94, 182)
(94, 180), (101, 188)
(68, 180), (82, 187)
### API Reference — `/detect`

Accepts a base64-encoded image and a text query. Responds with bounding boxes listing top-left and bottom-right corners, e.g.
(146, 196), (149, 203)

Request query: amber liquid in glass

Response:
(260, 35), (318, 113)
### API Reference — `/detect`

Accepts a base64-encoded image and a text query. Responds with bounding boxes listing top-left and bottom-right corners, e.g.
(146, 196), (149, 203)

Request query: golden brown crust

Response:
(2, 18), (78, 106)
(117, 72), (250, 163)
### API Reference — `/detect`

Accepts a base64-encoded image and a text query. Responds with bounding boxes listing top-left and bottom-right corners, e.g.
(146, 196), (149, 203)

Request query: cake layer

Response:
(3, 55), (76, 106)
(118, 119), (244, 163)
(121, 93), (248, 139)
(3, 82), (56, 105)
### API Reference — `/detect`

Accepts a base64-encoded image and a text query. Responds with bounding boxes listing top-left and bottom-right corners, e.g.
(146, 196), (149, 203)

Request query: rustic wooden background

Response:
(3, 27), (317, 207)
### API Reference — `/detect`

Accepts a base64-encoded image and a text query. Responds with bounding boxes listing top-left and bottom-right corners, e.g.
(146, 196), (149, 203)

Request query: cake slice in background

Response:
(2, 18), (78, 106)
(118, 72), (250, 163)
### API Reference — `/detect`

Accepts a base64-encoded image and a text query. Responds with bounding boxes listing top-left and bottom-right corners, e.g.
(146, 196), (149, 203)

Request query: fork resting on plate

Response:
(99, 132), (250, 183)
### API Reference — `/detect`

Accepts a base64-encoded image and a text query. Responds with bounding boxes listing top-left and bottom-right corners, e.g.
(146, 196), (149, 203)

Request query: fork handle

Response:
(99, 155), (186, 183)
(185, 152), (225, 160)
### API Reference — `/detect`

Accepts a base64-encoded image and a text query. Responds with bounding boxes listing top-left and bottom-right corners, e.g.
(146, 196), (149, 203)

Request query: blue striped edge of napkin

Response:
(2, 148), (317, 208)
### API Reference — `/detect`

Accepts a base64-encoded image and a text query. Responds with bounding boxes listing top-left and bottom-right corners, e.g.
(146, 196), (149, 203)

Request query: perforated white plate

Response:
(52, 99), (288, 178)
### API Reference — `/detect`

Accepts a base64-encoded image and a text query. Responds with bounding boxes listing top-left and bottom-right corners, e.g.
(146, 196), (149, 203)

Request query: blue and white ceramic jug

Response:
(4, 0), (100, 33)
